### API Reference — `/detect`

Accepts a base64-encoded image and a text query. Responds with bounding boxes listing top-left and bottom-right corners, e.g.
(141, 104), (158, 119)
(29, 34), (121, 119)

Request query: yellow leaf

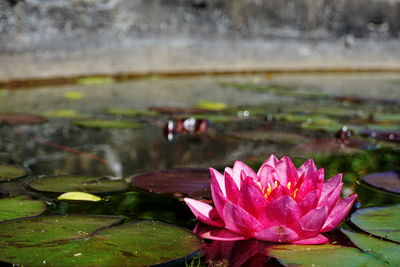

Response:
(63, 91), (86, 100)
(57, 192), (101, 202)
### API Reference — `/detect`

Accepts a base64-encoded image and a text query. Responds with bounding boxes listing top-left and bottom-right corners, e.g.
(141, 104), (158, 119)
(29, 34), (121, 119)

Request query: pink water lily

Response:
(184, 155), (357, 244)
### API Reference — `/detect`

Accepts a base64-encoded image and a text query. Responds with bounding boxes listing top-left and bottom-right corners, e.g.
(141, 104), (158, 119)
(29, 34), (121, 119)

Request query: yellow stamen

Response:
(267, 183), (272, 196)
(287, 182), (292, 190)
(273, 180), (278, 189)
(293, 188), (299, 199)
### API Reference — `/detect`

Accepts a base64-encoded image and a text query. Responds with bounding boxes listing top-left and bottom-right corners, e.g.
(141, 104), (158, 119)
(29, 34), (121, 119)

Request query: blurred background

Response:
(1, 0), (400, 81)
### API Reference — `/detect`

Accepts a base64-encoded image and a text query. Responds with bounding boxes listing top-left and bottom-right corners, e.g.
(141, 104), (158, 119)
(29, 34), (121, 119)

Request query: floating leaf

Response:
(341, 229), (400, 266)
(267, 244), (383, 267)
(362, 171), (400, 195)
(57, 192), (101, 202)
(196, 100), (228, 111)
(0, 195), (46, 222)
(149, 106), (211, 115)
(44, 109), (84, 118)
(0, 164), (28, 182)
(0, 114), (48, 125)
(350, 205), (400, 242)
(131, 169), (211, 198)
(63, 91), (86, 100)
(106, 107), (158, 117)
(230, 129), (308, 144)
(73, 119), (146, 129)
(28, 175), (129, 195)
(77, 76), (114, 85)
(0, 216), (200, 267)
(177, 114), (235, 123)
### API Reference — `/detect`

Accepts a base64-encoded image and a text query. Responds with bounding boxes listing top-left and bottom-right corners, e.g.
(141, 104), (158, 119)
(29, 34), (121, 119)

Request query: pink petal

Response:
(223, 201), (264, 235)
(210, 167), (226, 196)
(233, 161), (257, 181)
(225, 172), (239, 203)
(254, 226), (299, 243)
(261, 196), (301, 226)
(317, 182), (343, 214)
(322, 194), (357, 232)
(210, 177), (227, 218)
(319, 174), (343, 200)
(297, 159), (318, 182)
(184, 198), (225, 227)
(237, 176), (268, 218)
(298, 190), (319, 214)
(268, 185), (291, 201)
(292, 234), (329, 244)
(275, 156), (299, 185)
(294, 179), (315, 201)
(256, 164), (277, 188)
(259, 154), (279, 168)
(299, 206), (328, 233)
(194, 224), (249, 241)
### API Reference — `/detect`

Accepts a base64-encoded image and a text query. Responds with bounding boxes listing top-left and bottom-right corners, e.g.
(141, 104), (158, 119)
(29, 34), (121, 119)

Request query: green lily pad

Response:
(0, 164), (28, 182)
(76, 76), (114, 85)
(28, 175), (129, 195)
(267, 244), (383, 267)
(196, 100), (228, 111)
(177, 114), (235, 123)
(0, 195), (46, 222)
(73, 119), (146, 129)
(44, 109), (84, 118)
(63, 91), (86, 100)
(0, 216), (200, 266)
(105, 107), (158, 117)
(342, 229), (400, 266)
(350, 205), (400, 242)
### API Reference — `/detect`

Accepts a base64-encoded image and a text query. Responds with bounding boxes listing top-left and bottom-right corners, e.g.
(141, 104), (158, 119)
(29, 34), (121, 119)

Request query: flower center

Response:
(257, 180), (298, 199)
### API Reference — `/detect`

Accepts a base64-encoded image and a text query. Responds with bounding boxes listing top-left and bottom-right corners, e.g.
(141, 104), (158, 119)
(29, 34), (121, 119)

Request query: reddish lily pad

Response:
(341, 229), (400, 266)
(350, 205), (400, 243)
(0, 216), (200, 267)
(360, 130), (400, 143)
(0, 113), (48, 125)
(28, 175), (129, 195)
(0, 164), (28, 182)
(362, 171), (400, 195)
(131, 169), (211, 198)
(0, 195), (46, 222)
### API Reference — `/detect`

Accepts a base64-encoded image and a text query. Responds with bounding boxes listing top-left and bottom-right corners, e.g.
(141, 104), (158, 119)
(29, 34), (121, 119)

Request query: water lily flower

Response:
(184, 155), (357, 244)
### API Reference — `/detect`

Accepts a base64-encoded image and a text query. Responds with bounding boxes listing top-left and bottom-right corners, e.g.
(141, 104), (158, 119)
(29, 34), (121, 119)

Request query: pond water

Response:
(0, 73), (399, 266)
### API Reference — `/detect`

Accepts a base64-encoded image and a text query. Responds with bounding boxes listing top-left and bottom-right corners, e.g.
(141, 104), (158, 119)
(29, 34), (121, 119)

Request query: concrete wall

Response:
(1, 0), (400, 80)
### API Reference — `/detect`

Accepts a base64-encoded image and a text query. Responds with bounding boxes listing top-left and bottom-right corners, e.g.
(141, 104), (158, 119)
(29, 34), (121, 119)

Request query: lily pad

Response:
(76, 76), (114, 85)
(106, 107), (158, 117)
(0, 216), (200, 266)
(28, 175), (129, 195)
(57, 192), (102, 202)
(44, 109), (84, 118)
(350, 205), (400, 242)
(177, 114), (235, 123)
(196, 100), (228, 111)
(131, 169), (211, 198)
(230, 129), (308, 144)
(149, 106), (211, 115)
(0, 113), (48, 125)
(73, 119), (146, 129)
(342, 229), (400, 266)
(63, 91), (86, 100)
(0, 164), (28, 182)
(267, 244), (383, 267)
(0, 195), (46, 222)
(362, 171), (400, 195)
